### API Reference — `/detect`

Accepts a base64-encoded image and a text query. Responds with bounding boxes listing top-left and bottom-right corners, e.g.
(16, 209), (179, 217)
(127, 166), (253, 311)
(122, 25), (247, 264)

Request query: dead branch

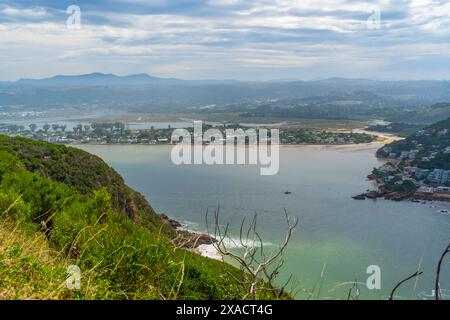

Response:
(435, 243), (450, 300)
(347, 279), (360, 300)
(389, 271), (423, 300)
(206, 207), (298, 300)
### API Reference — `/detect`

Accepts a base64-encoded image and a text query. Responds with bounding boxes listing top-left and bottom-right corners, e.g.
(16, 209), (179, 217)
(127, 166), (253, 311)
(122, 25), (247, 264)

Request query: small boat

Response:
(284, 191), (292, 195)
(438, 210), (449, 214)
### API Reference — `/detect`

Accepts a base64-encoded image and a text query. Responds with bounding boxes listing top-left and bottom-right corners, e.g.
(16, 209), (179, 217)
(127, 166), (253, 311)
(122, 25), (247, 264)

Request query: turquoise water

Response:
(77, 144), (450, 300)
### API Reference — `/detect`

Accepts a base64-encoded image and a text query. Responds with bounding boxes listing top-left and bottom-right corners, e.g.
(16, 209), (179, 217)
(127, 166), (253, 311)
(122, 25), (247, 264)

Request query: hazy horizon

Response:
(1, 1), (450, 82)
(2, 72), (450, 84)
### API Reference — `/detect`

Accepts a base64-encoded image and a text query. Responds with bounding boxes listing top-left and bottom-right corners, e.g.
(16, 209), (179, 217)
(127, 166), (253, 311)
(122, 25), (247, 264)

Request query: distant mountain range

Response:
(1, 73), (449, 90)
(1, 73), (450, 118)
(11, 73), (182, 86)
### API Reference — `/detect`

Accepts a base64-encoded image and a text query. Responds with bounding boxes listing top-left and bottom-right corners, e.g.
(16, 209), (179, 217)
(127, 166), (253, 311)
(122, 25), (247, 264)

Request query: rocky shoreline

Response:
(353, 190), (414, 202)
(353, 176), (450, 203)
(159, 214), (221, 259)
(353, 189), (450, 202)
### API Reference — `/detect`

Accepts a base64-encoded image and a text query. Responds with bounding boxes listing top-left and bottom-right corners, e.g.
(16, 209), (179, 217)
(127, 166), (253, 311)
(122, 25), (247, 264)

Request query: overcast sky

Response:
(1, 0), (450, 81)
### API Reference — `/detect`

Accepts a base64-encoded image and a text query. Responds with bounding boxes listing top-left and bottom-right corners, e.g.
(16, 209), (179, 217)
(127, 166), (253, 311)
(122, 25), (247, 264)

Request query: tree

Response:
(84, 125), (91, 132)
(60, 125), (67, 133)
(52, 124), (59, 132)
(74, 124), (83, 135)
(43, 124), (50, 133)
(114, 122), (125, 134)
(29, 124), (37, 132)
(207, 208), (298, 299)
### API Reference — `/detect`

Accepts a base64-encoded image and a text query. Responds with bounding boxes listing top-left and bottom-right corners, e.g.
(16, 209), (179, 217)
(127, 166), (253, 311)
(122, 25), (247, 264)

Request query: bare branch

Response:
(207, 207), (298, 299)
(435, 243), (450, 300)
(389, 271), (423, 300)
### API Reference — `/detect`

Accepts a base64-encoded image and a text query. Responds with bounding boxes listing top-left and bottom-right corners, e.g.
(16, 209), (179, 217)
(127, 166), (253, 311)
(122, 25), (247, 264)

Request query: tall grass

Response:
(0, 144), (286, 300)
(0, 188), (246, 300)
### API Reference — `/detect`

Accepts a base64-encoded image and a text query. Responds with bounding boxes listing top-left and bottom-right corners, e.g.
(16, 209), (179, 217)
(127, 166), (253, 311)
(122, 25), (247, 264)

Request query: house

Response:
(418, 169), (430, 179)
(157, 138), (169, 143)
(403, 166), (419, 175)
(379, 163), (397, 173)
(416, 130), (425, 137)
(389, 152), (397, 158)
(427, 169), (450, 184)
(418, 186), (434, 193)
(400, 151), (410, 159)
(428, 169), (444, 183)
(408, 150), (419, 160)
(436, 186), (450, 193)
(424, 128), (436, 135)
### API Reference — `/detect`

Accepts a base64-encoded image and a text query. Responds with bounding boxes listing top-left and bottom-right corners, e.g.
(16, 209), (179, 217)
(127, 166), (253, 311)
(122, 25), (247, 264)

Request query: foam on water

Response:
(417, 289), (450, 300)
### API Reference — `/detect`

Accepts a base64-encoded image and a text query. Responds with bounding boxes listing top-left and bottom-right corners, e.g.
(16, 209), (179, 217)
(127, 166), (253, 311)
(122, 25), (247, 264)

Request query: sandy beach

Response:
(195, 244), (223, 261)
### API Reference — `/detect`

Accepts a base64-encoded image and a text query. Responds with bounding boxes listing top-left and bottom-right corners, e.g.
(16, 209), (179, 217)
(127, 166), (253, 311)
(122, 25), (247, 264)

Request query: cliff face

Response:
(0, 135), (155, 223)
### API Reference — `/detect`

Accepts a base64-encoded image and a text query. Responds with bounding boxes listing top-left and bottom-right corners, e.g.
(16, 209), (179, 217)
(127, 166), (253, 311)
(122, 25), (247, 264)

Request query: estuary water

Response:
(77, 143), (450, 299)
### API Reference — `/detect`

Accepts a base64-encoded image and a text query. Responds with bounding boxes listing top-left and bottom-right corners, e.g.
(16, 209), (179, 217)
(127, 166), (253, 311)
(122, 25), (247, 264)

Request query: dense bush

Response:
(0, 135), (250, 300)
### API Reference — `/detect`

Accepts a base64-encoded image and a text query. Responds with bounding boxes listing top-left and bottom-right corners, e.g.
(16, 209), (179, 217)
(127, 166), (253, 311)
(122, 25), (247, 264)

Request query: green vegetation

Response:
(0, 135), (158, 223)
(362, 117), (450, 201)
(279, 128), (374, 145)
(1, 122), (375, 146)
(0, 135), (283, 300)
(385, 103), (450, 125)
(366, 123), (423, 138)
(377, 117), (450, 170)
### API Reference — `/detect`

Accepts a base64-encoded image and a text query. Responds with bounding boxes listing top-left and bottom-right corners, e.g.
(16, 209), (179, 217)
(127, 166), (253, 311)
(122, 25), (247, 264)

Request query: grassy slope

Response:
(0, 135), (156, 223)
(0, 218), (71, 299)
(0, 135), (255, 300)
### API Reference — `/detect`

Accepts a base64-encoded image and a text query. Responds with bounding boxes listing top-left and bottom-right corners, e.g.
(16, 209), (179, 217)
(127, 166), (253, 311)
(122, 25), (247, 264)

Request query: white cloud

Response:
(1, 0), (450, 80)
(208, 0), (244, 7)
(1, 6), (48, 18)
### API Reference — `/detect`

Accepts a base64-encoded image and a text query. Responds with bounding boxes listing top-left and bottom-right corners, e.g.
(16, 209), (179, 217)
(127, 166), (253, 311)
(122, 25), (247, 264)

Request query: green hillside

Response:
(0, 135), (275, 300)
(377, 117), (450, 170)
(0, 135), (156, 224)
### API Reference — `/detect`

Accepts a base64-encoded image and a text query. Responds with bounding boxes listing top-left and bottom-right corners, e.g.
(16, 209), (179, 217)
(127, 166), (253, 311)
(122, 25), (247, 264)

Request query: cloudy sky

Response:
(1, 0), (450, 81)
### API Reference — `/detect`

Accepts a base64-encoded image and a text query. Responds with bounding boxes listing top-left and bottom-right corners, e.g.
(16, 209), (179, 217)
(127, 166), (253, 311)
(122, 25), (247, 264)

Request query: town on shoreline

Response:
(354, 119), (450, 203)
(0, 121), (376, 146)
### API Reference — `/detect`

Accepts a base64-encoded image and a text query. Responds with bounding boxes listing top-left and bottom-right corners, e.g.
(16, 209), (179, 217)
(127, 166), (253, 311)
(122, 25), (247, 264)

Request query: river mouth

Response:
(76, 144), (450, 300)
